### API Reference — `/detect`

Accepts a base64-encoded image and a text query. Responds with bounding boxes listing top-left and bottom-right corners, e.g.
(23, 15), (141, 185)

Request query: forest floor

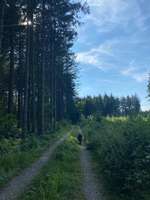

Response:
(0, 133), (69, 200)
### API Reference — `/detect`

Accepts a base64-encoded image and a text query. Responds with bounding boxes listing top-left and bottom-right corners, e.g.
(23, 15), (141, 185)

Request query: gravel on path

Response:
(80, 146), (105, 200)
(0, 133), (69, 200)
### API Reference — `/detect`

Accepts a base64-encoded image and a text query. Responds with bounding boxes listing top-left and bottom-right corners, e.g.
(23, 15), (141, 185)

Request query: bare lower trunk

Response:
(23, 25), (30, 136)
(37, 0), (45, 135)
(8, 33), (14, 113)
(0, 2), (5, 54)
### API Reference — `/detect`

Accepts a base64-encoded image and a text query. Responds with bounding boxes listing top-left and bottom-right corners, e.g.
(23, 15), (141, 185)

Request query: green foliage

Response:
(0, 114), (20, 138)
(77, 94), (141, 118)
(82, 117), (150, 200)
(19, 135), (85, 200)
(147, 74), (150, 99)
(0, 126), (68, 188)
(0, 0), (88, 134)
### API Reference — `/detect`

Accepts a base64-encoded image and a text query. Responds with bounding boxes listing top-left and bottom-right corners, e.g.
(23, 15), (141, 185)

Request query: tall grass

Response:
(0, 125), (69, 188)
(19, 134), (85, 200)
(82, 116), (150, 200)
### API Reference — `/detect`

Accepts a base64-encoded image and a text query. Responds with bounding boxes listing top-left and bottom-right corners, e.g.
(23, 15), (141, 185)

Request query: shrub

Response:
(82, 117), (150, 199)
(0, 114), (20, 138)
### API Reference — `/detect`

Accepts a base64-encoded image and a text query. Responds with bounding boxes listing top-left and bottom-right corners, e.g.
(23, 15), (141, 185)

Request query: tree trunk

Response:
(23, 22), (30, 136)
(8, 30), (14, 113)
(0, 1), (5, 54)
(17, 29), (24, 128)
(37, 0), (45, 135)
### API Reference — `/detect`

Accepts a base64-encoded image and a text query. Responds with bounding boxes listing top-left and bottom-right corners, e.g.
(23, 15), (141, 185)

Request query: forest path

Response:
(80, 130), (105, 200)
(0, 132), (70, 200)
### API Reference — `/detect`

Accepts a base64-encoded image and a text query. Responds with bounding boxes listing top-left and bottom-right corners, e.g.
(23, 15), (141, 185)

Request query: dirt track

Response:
(0, 133), (69, 200)
(80, 146), (105, 200)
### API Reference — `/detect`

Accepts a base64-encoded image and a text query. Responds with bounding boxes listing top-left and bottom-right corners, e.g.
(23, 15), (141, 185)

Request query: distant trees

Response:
(0, 0), (88, 137)
(147, 74), (150, 100)
(77, 94), (141, 118)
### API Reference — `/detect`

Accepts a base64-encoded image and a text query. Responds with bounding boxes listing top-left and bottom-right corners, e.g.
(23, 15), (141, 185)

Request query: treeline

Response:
(0, 0), (87, 137)
(76, 94), (141, 117)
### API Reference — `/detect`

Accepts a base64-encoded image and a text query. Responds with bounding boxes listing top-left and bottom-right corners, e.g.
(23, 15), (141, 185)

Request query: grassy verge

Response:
(18, 133), (85, 200)
(0, 125), (69, 188)
(81, 117), (150, 200)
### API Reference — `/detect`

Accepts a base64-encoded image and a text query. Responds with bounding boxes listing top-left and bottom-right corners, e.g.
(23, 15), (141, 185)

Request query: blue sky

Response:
(73, 0), (150, 111)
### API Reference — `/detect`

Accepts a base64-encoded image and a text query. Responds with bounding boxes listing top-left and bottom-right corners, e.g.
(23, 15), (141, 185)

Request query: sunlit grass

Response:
(106, 116), (128, 122)
(0, 125), (70, 188)
(19, 133), (85, 200)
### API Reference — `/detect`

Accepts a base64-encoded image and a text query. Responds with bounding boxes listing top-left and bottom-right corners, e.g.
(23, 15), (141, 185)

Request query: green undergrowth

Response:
(0, 125), (70, 188)
(81, 116), (150, 200)
(19, 133), (85, 200)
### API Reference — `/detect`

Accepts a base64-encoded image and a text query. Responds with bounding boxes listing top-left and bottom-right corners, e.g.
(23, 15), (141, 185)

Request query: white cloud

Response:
(77, 51), (99, 66)
(76, 36), (150, 82)
(141, 105), (150, 111)
(76, 0), (150, 86)
(133, 72), (148, 82)
(76, 42), (114, 70)
(141, 99), (150, 111)
(121, 61), (149, 82)
(121, 67), (136, 76)
(82, 0), (148, 33)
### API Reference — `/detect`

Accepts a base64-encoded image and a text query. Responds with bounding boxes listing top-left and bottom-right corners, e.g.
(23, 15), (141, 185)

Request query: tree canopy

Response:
(0, 0), (88, 137)
(76, 94), (141, 118)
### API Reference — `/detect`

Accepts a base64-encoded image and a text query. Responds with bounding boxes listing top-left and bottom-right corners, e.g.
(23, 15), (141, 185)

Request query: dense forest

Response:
(1, 1), (150, 200)
(0, 0), (88, 137)
(76, 94), (141, 118)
